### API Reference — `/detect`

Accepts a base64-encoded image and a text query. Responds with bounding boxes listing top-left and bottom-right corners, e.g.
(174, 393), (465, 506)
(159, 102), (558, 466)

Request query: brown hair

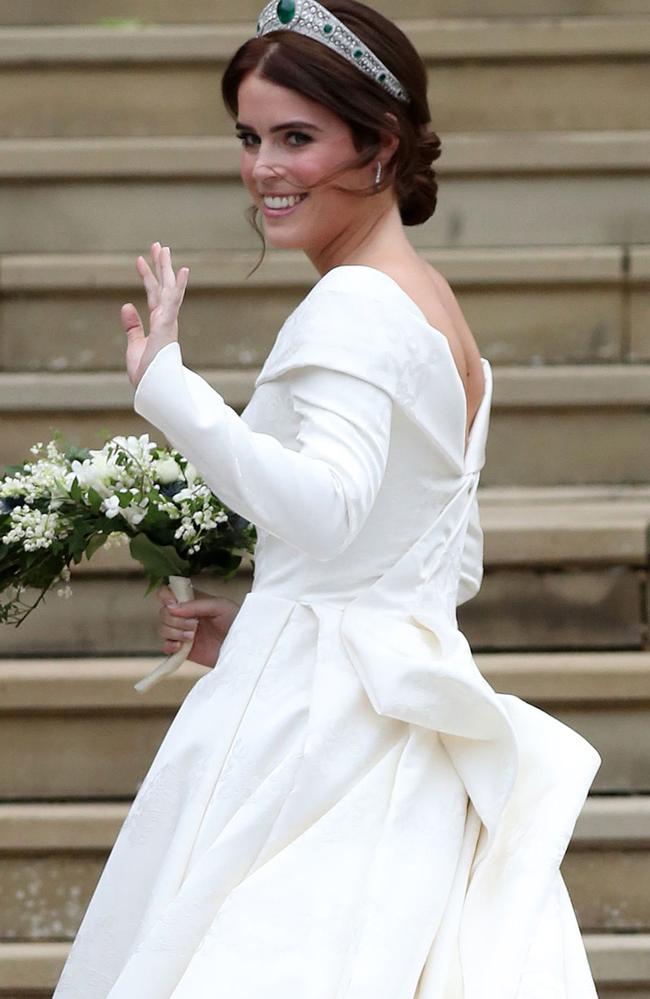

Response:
(221, 0), (441, 262)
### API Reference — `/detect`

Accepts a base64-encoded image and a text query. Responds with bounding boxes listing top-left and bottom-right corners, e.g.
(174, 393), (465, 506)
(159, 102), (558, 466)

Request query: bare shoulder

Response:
(345, 255), (485, 434)
(422, 265), (481, 361)
(386, 261), (482, 367)
(387, 260), (485, 435)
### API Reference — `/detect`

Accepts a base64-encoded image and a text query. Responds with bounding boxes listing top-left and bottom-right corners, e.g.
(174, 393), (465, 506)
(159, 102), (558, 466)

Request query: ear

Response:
(378, 111), (400, 163)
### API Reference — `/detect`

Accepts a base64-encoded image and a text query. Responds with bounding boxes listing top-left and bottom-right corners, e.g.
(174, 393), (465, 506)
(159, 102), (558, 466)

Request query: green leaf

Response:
(23, 552), (65, 590)
(64, 444), (91, 463)
(143, 575), (163, 597)
(85, 532), (109, 560)
(69, 477), (83, 502)
(86, 488), (103, 514)
(67, 523), (89, 563)
(129, 533), (189, 582)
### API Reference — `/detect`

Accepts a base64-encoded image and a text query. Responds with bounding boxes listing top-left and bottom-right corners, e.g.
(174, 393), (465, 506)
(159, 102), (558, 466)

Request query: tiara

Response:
(255, 0), (410, 104)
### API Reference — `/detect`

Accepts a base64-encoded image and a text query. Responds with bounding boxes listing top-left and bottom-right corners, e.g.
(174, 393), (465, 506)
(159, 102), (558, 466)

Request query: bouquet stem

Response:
(134, 575), (195, 693)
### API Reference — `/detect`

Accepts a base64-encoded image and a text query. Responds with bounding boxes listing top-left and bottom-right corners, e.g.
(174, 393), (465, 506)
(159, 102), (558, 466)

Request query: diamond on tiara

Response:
(255, 0), (410, 104)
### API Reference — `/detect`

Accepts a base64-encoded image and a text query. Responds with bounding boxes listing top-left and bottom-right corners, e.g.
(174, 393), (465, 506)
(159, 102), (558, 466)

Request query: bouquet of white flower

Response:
(0, 433), (256, 691)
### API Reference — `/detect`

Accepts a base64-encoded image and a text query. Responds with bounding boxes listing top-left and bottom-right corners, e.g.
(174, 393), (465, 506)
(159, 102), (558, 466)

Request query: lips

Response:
(259, 191), (308, 198)
(261, 193), (309, 217)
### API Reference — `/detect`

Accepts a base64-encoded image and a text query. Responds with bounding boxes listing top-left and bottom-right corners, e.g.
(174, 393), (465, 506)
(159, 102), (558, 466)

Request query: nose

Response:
(252, 162), (278, 183)
(251, 144), (286, 185)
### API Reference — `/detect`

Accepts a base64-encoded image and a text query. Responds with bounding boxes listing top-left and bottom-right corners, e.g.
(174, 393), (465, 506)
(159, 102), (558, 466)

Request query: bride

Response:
(153, 3), (486, 671)
(54, 1), (601, 996)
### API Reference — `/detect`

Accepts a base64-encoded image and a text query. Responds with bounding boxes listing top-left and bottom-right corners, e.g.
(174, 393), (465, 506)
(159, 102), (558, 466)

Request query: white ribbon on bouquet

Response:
(134, 574), (194, 693)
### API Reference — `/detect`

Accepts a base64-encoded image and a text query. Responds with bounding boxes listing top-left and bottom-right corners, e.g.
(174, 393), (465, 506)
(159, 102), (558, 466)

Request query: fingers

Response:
(160, 606), (197, 652)
(152, 241), (163, 285)
(135, 242), (189, 310)
(163, 638), (187, 654)
(159, 245), (190, 299)
(151, 242), (171, 290)
(159, 588), (198, 644)
(120, 303), (144, 344)
(136, 255), (159, 309)
(161, 244), (175, 288)
(157, 584), (174, 605)
(157, 591), (198, 638)
(159, 597), (220, 621)
(174, 598), (233, 621)
(160, 620), (197, 643)
(136, 243), (163, 312)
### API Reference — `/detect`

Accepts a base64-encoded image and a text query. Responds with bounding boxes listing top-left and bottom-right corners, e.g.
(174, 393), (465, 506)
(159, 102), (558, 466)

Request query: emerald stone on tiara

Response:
(277, 0), (296, 23)
(255, 0), (410, 104)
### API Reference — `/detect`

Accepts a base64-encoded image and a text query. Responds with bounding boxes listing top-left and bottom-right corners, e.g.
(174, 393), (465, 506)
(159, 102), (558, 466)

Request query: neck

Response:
(306, 197), (419, 277)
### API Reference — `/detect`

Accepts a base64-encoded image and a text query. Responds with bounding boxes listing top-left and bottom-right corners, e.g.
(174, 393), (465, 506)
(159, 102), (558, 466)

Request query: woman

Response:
(54, 2), (601, 996)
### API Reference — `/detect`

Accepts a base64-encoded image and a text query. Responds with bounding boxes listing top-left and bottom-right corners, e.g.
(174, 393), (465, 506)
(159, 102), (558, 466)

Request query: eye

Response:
(237, 132), (257, 149)
(235, 129), (313, 149)
(286, 131), (313, 146)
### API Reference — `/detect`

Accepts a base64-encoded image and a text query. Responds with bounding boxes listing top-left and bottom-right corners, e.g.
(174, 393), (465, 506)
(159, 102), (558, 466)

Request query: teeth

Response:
(263, 194), (306, 209)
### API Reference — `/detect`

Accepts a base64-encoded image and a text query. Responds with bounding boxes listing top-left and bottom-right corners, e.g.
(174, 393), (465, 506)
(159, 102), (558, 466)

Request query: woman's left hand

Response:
(120, 241), (190, 388)
(157, 584), (241, 668)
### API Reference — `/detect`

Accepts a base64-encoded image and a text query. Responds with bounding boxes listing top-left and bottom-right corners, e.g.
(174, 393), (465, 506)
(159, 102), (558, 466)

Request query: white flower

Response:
(101, 495), (121, 518)
(103, 532), (128, 551)
(170, 487), (194, 505)
(152, 457), (182, 484)
(1, 446), (70, 504)
(112, 434), (156, 466)
(184, 462), (199, 485)
(3, 505), (67, 551)
(70, 454), (116, 498)
(121, 504), (147, 528)
(174, 518), (198, 544)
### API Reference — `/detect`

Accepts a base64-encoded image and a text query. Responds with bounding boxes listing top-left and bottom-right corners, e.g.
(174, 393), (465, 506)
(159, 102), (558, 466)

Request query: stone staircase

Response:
(1, 1), (649, 995)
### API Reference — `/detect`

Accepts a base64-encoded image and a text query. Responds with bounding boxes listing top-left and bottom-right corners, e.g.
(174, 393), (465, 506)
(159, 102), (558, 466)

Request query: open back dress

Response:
(53, 264), (601, 999)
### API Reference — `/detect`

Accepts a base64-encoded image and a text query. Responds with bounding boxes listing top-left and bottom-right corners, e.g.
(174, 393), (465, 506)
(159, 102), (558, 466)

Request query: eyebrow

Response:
(235, 120), (323, 133)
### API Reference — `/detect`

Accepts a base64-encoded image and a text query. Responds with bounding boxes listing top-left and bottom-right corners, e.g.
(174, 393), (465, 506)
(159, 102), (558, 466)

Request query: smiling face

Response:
(236, 71), (390, 264)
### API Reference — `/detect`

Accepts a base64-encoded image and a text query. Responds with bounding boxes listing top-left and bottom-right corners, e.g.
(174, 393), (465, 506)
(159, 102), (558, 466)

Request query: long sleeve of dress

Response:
(133, 341), (393, 561)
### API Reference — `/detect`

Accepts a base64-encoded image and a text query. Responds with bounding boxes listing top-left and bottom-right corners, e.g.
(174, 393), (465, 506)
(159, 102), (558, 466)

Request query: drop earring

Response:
(375, 161), (383, 188)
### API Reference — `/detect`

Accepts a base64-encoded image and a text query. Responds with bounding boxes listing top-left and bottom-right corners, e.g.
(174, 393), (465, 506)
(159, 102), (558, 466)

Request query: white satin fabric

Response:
(53, 265), (601, 998)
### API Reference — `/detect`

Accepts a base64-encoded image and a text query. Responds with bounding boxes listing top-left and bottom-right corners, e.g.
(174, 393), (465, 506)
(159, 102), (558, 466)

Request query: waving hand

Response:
(120, 241), (190, 388)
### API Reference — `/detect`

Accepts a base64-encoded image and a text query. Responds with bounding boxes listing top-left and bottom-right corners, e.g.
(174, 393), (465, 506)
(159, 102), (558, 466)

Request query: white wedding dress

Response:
(53, 265), (601, 998)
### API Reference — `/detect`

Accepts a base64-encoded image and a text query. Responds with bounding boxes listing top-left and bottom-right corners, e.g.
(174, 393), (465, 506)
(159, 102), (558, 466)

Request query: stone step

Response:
(0, 795), (648, 943)
(0, 539), (646, 656)
(458, 486), (650, 652)
(0, 935), (648, 999)
(1, 19), (649, 139)
(1, 137), (650, 252)
(1, 651), (649, 799)
(1, 486), (648, 657)
(1, 364), (649, 486)
(1, 242), (648, 369)
(1, 0), (646, 25)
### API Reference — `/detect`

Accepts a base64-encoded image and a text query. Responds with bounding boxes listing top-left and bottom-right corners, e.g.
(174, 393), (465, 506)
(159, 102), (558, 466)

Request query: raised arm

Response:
(133, 342), (392, 561)
(122, 245), (398, 561)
